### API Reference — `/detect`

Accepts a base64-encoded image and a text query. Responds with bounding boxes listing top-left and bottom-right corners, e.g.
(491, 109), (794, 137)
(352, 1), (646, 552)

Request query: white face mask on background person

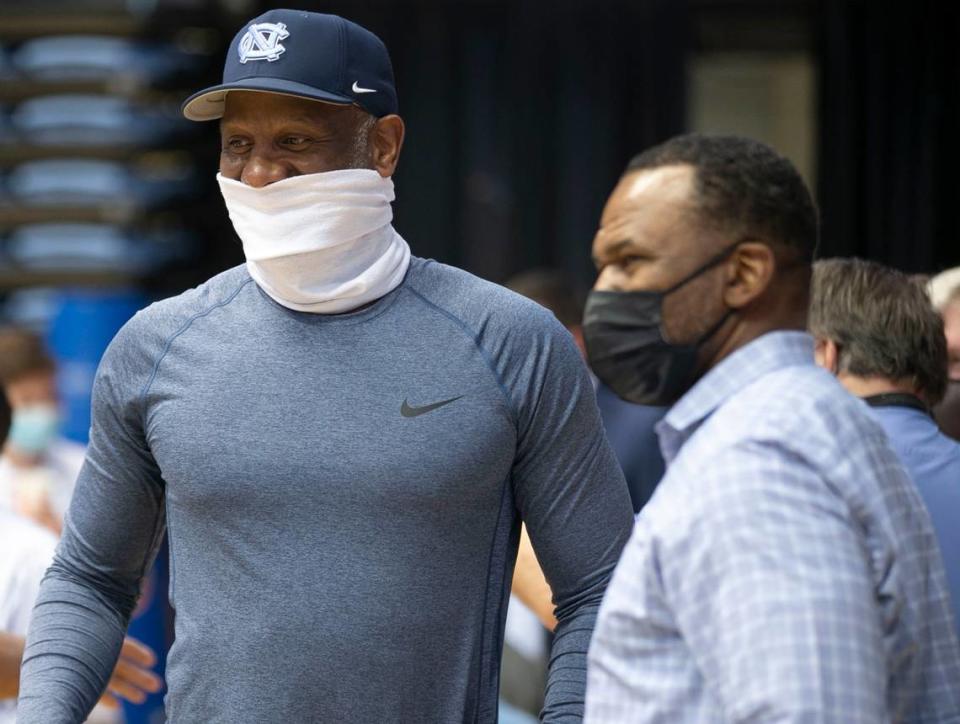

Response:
(217, 169), (411, 314)
(8, 404), (61, 456)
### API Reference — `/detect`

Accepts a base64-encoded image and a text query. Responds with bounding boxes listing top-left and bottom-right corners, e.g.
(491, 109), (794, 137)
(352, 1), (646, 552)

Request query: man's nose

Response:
(594, 266), (623, 293)
(240, 153), (292, 188)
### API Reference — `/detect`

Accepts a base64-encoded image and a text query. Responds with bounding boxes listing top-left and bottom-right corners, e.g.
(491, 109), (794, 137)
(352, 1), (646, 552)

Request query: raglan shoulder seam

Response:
(139, 277), (255, 408)
(404, 285), (519, 428)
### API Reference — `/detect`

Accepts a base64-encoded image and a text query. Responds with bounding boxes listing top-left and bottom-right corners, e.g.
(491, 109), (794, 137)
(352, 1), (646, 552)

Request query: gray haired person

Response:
(932, 275), (960, 440)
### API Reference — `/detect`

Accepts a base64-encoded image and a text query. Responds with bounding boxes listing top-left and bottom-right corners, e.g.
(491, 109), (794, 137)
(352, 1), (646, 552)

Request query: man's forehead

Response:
(221, 90), (353, 123)
(613, 164), (695, 209)
(597, 165), (697, 242)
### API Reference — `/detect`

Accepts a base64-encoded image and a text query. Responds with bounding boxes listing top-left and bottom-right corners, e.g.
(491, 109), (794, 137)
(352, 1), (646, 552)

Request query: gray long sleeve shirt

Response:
(17, 258), (634, 723)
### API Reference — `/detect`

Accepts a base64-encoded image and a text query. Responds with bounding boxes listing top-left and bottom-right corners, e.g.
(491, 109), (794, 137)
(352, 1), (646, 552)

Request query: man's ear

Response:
(722, 241), (775, 310)
(813, 337), (840, 375)
(371, 115), (405, 177)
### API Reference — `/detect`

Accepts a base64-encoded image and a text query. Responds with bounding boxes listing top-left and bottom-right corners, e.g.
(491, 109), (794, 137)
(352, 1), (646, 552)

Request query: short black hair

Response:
(810, 258), (948, 405)
(626, 133), (818, 262)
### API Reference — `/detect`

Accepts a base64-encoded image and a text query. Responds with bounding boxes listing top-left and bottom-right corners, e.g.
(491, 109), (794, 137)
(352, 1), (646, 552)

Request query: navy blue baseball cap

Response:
(182, 9), (398, 121)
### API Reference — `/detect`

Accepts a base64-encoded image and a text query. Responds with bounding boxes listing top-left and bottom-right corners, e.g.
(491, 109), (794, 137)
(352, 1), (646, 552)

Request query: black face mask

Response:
(583, 244), (738, 407)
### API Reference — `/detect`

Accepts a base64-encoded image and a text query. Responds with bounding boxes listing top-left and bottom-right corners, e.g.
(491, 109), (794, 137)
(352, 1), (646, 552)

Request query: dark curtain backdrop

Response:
(817, 1), (960, 274)
(247, 0), (688, 286)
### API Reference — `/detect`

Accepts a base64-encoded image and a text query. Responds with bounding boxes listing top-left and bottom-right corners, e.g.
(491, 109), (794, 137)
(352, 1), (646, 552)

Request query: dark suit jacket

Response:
(596, 383), (666, 514)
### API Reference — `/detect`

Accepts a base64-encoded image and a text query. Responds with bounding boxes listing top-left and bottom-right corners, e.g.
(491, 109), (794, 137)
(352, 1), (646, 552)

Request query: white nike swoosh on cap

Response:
(352, 81), (377, 94)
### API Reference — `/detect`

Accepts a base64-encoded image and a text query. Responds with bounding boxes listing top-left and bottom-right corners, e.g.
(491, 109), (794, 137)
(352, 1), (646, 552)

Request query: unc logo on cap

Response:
(238, 22), (290, 63)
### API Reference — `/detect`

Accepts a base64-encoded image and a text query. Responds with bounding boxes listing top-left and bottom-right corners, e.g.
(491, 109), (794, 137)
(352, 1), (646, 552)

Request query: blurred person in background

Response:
(0, 512), (163, 724)
(0, 390), (162, 722)
(0, 388), (8, 443)
(929, 268), (960, 440)
(928, 266), (960, 310)
(17, 10), (633, 723)
(810, 257), (960, 633)
(583, 134), (960, 721)
(506, 269), (666, 513)
(0, 327), (84, 535)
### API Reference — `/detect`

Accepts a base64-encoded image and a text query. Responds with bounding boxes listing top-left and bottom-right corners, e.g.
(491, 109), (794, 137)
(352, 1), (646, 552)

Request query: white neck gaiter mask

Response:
(217, 169), (411, 314)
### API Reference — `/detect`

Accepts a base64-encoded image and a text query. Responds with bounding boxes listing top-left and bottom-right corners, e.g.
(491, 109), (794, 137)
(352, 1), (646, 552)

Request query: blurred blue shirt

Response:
(867, 400), (960, 633)
(595, 384), (665, 513)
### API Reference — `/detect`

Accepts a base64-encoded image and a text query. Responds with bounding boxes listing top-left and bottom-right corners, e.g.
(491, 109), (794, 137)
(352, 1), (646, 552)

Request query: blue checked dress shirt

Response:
(585, 331), (960, 723)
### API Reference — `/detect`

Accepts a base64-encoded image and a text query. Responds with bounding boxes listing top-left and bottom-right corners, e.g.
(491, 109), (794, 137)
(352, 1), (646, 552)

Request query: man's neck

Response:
(701, 266), (811, 373)
(837, 374), (919, 400)
(702, 315), (806, 377)
(2, 444), (42, 468)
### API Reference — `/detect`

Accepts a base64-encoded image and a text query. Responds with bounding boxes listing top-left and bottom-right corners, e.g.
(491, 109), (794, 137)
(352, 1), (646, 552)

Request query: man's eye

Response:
(619, 255), (646, 268)
(282, 136), (310, 147)
(225, 138), (250, 152)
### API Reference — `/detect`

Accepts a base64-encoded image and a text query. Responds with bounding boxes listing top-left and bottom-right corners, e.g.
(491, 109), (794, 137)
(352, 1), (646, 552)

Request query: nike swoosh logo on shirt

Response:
(352, 81), (377, 94)
(401, 396), (463, 418)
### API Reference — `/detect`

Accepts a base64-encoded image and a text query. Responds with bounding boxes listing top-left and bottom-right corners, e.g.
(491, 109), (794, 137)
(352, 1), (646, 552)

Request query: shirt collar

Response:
(655, 330), (815, 462)
(861, 392), (930, 415)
